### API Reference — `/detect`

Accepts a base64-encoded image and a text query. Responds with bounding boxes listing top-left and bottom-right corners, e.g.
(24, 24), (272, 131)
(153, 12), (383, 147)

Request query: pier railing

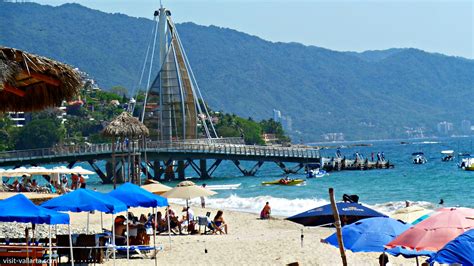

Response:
(0, 138), (320, 163)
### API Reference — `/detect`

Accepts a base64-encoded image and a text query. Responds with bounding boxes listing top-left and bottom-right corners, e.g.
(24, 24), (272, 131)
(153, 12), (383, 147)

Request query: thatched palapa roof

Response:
(0, 46), (81, 112)
(103, 112), (149, 138)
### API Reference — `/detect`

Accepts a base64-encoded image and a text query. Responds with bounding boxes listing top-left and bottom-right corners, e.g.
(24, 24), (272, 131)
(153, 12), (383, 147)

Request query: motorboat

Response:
(441, 150), (454, 162)
(307, 168), (327, 178)
(412, 152), (427, 164)
(262, 178), (305, 186)
(459, 156), (474, 171)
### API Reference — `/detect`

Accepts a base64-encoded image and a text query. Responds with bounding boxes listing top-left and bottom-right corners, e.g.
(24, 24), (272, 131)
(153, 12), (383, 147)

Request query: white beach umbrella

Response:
(69, 166), (95, 175)
(1, 167), (31, 177)
(142, 182), (172, 195)
(162, 180), (217, 199)
(24, 166), (54, 175)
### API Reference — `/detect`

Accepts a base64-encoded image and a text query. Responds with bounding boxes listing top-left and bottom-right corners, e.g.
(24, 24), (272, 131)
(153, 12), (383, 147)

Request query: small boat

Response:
(441, 150), (454, 162)
(262, 178), (305, 186)
(206, 184), (241, 190)
(459, 156), (474, 171)
(307, 169), (327, 178)
(412, 152), (427, 164)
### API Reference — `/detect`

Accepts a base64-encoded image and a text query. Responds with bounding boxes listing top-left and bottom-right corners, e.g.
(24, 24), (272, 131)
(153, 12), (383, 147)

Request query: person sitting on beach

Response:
(154, 211), (167, 233)
(181, 207), (196, 232)
(213, 210), (228, 234)
(31, 179), (38, 190)
(113, 215), (127, 245)
(166, 207), (183, 234)
(260, 202), (271, 219)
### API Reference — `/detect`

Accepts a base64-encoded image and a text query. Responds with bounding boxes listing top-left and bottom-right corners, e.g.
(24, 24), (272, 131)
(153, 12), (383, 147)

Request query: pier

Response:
(0, 138), (321, 184)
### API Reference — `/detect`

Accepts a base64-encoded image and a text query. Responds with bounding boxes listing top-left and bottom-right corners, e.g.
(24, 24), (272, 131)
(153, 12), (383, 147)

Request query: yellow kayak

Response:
(262, 179), (305, 186)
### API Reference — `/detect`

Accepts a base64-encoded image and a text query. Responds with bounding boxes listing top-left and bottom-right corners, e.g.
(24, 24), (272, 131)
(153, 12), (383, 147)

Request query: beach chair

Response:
(198, 216), (211, 235)
(210, 221), (226, 235)
(105, 244), (163, 260)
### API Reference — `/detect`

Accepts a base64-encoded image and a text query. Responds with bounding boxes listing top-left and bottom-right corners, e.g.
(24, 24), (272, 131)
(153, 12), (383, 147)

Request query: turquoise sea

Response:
(11, 136), (474, 217)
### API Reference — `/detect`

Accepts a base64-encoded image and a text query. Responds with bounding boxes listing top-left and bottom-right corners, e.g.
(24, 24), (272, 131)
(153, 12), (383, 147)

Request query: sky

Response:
(31, 0), (473, 59)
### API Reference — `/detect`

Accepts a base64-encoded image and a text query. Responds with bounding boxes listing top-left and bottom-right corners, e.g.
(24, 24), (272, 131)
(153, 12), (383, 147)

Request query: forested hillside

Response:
(1, 1), (473, 141)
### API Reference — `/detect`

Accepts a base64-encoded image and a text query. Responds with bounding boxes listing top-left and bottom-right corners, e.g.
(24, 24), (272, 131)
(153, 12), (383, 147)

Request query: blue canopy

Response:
(41, 189), (127, 214)
(108, 183), (168, 208)
(324, 217), (411, 252)
(386, 246), (434, 259)
(287, 202), (387, 226)
(428, 229), (474, 266)
(0, 194), (69, 225)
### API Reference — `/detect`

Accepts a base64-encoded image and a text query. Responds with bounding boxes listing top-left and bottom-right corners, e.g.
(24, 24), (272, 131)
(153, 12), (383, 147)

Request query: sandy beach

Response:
(64, 204), (414, 266)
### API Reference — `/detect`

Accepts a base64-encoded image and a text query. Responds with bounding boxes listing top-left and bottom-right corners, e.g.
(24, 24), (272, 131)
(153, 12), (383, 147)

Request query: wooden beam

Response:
(3, 83), (26, 97)
(23, 71), (61, 86)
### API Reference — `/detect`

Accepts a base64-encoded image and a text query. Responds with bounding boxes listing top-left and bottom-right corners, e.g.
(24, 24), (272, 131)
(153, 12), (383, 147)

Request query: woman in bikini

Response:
(213, 210), (228, 234)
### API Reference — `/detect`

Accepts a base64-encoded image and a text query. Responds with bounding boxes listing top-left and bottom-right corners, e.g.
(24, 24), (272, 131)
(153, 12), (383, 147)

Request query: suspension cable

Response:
(141, 16), (160, 123)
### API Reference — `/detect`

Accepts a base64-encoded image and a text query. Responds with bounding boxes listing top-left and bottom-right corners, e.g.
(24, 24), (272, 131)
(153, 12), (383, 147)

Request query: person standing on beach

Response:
(201, 184), (207, 208)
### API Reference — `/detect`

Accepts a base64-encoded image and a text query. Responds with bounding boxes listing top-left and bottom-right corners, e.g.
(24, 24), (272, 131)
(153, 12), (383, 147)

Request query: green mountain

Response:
(1, 1), (473, 141)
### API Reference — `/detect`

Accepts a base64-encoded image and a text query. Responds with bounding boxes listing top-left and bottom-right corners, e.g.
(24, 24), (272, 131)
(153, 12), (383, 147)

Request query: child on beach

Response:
(260, 202), (271, 219)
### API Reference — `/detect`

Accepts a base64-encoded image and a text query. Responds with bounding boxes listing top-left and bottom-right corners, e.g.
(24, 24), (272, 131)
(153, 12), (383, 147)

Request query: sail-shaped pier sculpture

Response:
(142, 6), (216, 142)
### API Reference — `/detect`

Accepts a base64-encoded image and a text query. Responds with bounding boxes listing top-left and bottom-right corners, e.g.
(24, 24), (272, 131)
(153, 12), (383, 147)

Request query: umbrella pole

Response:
(153, 207), (157, 266)
(329, 188), (347, 266)
(101, 212), (103, 230)
(187, 199), (190, 234)
(112, 215), (116, 266)
(126, 210), (130, 260)
(87, 212), (90, 234)
(416, 256), (419, 266)
(68, 223), (74, 266)
(48, 225), (52, 266)
(167, 207), (172, 250)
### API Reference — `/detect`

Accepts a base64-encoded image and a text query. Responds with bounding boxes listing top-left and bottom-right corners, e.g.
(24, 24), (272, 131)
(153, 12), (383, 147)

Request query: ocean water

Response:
(9, 136), (474, 217)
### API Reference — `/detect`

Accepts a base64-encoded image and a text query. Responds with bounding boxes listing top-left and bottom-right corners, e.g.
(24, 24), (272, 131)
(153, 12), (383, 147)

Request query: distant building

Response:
(461, 120), (471, 134)
(282, 116), (293, 132)
(7, 112), (26, 127)
(322, 133), (345, 141)
(262, 133), (278, 144)
(273, 109), (282, 123)
(437, 121), (453, 136)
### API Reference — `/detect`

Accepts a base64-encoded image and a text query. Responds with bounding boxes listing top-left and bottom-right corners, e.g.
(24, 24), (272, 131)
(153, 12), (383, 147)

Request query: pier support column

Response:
(199, 159), (210, 179)
(177, 160), (186, 180)
(153, 161), (164, 180)
(88, 160), (109, 184)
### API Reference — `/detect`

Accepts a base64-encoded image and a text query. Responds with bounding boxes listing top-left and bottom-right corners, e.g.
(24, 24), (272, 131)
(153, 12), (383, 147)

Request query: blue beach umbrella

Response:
(41, 188), (127, 214)
(0, 194), (69, 224)
(108, 182), (168, 208)
(287, 202), (387, 227)
(324, 217), (410, 252)
(428, 229), (474, 266)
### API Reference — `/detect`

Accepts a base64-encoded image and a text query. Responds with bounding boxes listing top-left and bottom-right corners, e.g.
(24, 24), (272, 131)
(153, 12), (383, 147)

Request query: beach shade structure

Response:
(0, 46), (81, 112)
(428, 229), (474, 265)
(108, 182), (168, 260)
(1, 167), (31, 177)
(102, 112), (150, 188)
(0, 194), (69, 224)
(286, 202), (387, 227)
(386, 207), (474, 252)
(142, 182), (172, 195)
(41, 188), (127, 214)
(41, 189), (127, 264)
(162, 180), (217, 200)
(385, 246), (435, 258)
(108, 182), (168, 208)
(0, 194), (72, 266)
(69, 166), (95, 175)
(391, 205), (433, 224)
(324, 217), (411, 252)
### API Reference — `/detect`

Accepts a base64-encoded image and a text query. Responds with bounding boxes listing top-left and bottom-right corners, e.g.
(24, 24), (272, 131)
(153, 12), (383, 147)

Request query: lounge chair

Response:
(105, 244), (163, 260)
